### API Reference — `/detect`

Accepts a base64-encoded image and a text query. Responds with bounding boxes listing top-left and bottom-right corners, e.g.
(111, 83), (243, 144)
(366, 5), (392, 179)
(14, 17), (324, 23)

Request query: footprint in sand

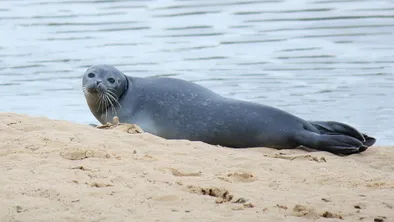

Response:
(185, 185), (254, 208)
(269, 153), (327, 162)
(167, 168), (202, 177)
(60, 149), (111, 160)
(89, 182), (113, 188)
(132, 154), (158, 162)
(218, 172), (256, 183)
(187, 185), (234, 203)
(289, 204), (343, 220)
(152, 195), (178, 202)
(291, 204), (319, 219)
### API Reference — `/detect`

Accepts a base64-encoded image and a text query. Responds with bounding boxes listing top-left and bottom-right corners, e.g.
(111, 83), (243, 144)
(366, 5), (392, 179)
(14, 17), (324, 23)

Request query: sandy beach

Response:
(0, 112), (393, 222)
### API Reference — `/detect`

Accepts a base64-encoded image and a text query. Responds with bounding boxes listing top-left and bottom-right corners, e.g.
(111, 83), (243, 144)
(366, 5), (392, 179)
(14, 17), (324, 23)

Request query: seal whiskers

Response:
(106, 89), (122, 112)
(98, 93), (105, 114)
(102, 93), (109, 119)
(105, 92), (117, 115)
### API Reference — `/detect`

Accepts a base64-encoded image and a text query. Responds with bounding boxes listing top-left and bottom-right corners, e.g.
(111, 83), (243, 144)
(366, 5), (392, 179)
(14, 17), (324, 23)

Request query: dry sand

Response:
(0, 112), (393, 222)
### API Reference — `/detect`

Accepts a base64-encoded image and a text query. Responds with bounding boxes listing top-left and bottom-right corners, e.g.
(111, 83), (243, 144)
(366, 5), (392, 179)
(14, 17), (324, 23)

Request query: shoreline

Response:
(1, 112), (393, 222)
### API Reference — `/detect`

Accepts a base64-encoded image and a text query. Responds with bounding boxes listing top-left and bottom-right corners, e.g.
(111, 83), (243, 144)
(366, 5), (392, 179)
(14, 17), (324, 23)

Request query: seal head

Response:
(82, 65), (128, 120)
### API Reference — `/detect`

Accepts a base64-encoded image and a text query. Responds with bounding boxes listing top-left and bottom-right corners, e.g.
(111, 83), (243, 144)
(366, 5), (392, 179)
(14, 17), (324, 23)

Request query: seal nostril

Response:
(96, 80), (101, 86)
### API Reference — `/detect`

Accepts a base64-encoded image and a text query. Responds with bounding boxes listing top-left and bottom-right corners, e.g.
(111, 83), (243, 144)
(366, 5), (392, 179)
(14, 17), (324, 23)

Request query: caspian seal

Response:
(82, 64), (376, 155)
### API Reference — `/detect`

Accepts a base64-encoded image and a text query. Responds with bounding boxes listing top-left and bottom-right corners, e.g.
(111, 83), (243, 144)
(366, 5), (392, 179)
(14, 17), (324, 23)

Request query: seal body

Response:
(82, 65), (376, 155)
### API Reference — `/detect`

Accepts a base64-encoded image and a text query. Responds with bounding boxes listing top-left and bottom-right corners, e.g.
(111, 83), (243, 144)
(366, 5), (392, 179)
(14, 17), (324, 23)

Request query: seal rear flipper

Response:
(361, 134), (376, 147)
(309, 121), (376, 146)
(309, 121), (364, 140)
(294, 131), (368, 155)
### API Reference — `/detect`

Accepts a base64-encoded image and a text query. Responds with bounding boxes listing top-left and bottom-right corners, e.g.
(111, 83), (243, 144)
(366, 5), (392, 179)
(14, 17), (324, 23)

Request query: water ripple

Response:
(245, 15), (394, 23)
(153, 11), (221, 17)
(19, 21), (141, 27)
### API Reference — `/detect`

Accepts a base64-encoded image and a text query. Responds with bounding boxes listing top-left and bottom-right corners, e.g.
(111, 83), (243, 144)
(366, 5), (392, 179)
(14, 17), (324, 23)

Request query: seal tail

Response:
(309, 121), (376, 147)
(294, 130), (369, 155)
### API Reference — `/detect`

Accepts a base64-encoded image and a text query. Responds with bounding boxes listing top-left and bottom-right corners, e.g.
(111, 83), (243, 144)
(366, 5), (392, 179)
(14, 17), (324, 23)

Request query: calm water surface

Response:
(1, 0), (393, 145)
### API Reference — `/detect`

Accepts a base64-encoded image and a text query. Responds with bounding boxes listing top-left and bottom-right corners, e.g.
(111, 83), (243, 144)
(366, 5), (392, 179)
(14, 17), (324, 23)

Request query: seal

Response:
(82, 64), (376, 155)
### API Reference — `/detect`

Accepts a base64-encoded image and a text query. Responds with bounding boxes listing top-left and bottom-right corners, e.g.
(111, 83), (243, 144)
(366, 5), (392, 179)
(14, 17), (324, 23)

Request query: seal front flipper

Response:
(309, 121), (376, 147)
(294, 130), (368, 155)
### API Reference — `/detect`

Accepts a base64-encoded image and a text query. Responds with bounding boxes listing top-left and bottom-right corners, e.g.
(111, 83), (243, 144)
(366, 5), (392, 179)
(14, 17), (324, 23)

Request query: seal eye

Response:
(108, 78), (115, 84)
(88, 73), (95, 78)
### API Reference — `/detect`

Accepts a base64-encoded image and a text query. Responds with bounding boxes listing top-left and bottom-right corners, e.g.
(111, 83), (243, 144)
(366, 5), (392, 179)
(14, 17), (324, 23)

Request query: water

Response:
(1, 0), (393, 145)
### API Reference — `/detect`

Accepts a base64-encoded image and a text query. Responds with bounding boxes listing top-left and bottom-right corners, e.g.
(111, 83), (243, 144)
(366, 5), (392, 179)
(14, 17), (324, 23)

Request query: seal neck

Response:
(118, 75), (129, 101)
